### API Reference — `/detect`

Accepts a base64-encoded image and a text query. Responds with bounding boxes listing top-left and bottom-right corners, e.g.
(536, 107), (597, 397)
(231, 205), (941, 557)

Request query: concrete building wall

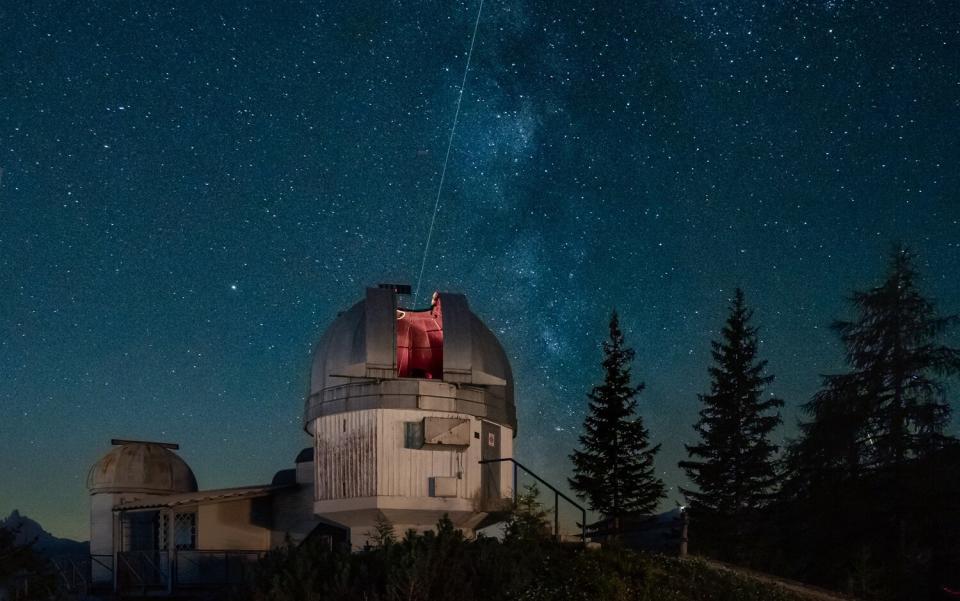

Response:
(269, 486), (318, 547)
(197, 499), (271, 551)
(89, 494), (116, 585)
(295, 459), (313, 485)
(89, 494), (115, 557)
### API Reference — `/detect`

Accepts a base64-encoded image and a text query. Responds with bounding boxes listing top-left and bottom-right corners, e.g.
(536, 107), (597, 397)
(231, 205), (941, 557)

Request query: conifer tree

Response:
(569, 310), (665, 518)
(786, 246), (960, 596)
(679, 289), (783, 558)
(504, 484), (550, 543)
(786, 373), (867, 491)
(796, 245), (959, 475)
(0, 523), (55, 597)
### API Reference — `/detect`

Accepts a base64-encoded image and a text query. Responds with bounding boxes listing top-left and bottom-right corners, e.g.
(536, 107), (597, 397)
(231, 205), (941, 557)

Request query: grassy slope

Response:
(633, 554), (816, 601)
(244, 525), (850, 601)
(642, 554), (853, 601)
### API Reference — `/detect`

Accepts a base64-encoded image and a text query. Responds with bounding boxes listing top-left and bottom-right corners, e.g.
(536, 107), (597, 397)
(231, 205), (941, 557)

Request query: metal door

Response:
(481, 421), (501, 502)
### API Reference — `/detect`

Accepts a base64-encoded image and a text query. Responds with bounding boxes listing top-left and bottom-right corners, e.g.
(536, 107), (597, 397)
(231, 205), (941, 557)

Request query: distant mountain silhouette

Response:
(1, 510), (89, 558)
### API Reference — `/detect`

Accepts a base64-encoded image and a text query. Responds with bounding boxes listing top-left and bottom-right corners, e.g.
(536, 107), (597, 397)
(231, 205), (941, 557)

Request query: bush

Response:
(242, 515), (810, 601)
(0, 524), (59, 601)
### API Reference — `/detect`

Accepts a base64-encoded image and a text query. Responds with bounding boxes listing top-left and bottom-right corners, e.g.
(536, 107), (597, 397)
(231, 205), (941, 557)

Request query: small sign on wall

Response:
(487, 432), (496, 447)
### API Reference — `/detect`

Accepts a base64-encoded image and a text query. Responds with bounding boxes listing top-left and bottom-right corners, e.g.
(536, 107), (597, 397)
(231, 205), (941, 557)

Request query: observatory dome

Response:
(305, 287), (515, 432)
(87, 442), (198, 495)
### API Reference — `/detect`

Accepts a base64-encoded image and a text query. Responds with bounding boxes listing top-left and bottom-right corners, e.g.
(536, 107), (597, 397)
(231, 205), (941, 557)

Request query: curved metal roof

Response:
(304, 288), (516, 432)
(87, 442), (198, 495)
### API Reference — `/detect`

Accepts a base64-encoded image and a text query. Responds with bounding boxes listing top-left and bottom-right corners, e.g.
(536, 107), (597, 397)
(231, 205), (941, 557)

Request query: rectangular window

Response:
(404, 421), (424, 449)
(173, 512), (196, 550)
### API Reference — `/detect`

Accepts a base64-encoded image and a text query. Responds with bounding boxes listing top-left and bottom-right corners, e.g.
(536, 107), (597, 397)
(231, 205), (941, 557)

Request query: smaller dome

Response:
(295, 447), (313, 464)
(87, 442), (197, 495)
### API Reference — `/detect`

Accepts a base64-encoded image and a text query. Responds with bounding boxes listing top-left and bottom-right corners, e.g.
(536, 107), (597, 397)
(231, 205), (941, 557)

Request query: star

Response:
(0, 0), (957, 541)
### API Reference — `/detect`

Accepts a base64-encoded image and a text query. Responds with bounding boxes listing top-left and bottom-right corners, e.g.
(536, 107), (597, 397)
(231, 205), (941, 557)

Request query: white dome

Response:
(304, 287), (515, 432)
(87, 442), (197, 495)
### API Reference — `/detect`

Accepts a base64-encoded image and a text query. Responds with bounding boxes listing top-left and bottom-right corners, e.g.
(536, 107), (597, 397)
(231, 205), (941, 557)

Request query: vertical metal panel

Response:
(465, 422), (482, 499)
(439, 293), (472, 380)
(364, 287), (395, 373)
(499, 427), (514, 498)
(314, 429), (320, 502)
(480, 421), (501, 502)
(314, 412), (377, 501)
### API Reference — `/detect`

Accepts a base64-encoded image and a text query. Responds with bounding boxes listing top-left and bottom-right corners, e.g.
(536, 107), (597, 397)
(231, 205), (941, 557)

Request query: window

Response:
(404, 421), (424, 449)
(173, 512), (196, 550)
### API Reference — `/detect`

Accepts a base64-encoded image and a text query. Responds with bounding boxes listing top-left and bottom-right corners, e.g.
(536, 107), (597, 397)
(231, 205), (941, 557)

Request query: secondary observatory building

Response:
(86, 285), (517, 591)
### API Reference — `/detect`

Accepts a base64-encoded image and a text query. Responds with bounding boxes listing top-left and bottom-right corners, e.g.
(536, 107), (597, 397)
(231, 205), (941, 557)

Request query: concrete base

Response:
(315, 496), (492, 549)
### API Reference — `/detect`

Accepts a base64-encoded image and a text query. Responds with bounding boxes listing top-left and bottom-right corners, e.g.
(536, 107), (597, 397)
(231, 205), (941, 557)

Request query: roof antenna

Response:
(413, 0), (485, 307)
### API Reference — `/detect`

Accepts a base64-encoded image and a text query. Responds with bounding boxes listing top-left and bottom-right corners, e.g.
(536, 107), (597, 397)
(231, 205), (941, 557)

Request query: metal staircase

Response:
(479, 457), (587, 542)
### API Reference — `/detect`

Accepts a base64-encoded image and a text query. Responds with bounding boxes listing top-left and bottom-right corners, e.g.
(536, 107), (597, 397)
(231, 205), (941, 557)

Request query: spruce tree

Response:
(569, 310), (665, 518)
(679, 289), (783, 559)
(797, 245), (959, 474)
(787, 373), (867, 491)
(787, 246), (960, 596)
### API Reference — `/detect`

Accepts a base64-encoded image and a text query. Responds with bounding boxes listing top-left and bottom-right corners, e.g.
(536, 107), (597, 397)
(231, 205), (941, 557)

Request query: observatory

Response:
(305, 286), (516, 545)
(86, 285), (517, 592)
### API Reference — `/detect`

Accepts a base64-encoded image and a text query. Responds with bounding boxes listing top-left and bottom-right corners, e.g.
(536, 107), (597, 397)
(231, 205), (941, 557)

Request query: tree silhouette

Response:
(680, 289), (783, 560)
(570, 310), (665, 519)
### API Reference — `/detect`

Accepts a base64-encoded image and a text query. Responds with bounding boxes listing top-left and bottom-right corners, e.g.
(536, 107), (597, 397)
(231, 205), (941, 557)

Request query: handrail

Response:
(117, 554), (146, 586)
(90, 554), (114, 574)
(133, 550), (167, 578)
(479, 457), (587, 543)
(51, 557), (79, 591)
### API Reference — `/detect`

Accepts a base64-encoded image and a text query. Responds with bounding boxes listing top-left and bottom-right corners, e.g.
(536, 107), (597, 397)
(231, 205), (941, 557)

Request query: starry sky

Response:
(1, 1), (959, 541)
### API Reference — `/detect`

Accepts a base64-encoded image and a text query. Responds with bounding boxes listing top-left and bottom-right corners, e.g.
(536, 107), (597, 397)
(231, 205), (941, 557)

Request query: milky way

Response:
(1, 1), (958, 539)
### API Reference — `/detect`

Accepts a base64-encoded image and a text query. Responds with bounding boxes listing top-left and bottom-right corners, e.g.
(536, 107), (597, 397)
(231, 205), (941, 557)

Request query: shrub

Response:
(242, 515), (811, 601)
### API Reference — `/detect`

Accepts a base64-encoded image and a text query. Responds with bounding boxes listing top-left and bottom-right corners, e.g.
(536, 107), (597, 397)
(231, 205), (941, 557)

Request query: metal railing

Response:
(175, 549), (263, 587)
(50, 554), (113, 594)
(117, 550), (170, 592)
(114, 549), (265, 593)
(479, 457), (587, 542)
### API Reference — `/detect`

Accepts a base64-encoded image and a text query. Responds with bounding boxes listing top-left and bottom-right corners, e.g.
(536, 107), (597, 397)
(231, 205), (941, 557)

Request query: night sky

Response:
(1, 1), (959, 540)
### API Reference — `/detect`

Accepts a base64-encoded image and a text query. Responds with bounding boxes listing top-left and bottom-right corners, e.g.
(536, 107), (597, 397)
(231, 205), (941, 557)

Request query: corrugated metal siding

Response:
(313, 409), (506, 503)
(376, 409), (477, 499)
(314, 412), (377, 500)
